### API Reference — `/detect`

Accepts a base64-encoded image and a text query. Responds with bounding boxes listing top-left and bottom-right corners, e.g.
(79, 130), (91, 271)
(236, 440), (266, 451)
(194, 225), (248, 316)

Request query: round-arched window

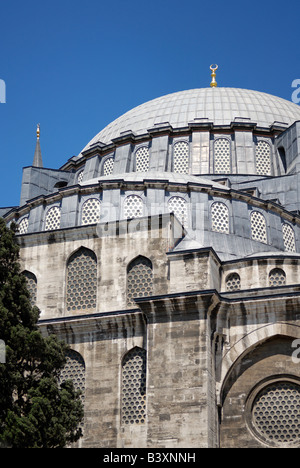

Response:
(173, 141), (189, 174)
(225, 272), (241, 291)
(211, 202), (229, 234)
(250, 211), (267, 244)
(124, 195), (144, 219)
(269, 268), (286, 287)
(255, 140), (271, 176)
(45, 206), (61, 231)
(135, 146), (149, 172)
(251, 380), (300, 446)
(214, 138), (231, 174)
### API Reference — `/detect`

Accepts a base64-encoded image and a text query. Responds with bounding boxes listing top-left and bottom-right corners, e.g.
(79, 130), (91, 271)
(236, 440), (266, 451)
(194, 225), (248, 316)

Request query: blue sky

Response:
(0, 0), (299, 207)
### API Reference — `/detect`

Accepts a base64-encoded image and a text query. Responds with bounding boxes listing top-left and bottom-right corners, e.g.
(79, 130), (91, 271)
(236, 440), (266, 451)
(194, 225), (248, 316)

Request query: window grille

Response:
(122, 347), (146, 425)
(66, 248), (97, 312)
(45, 206), (61, 231)
(103, 157), (114, 176)
(255, 141), (271, 176)
(225, 273), (241, 291)
(250, 211), (267, 244)
(124, 195), (143, 219)
(127, 256), (153, 306)
(211, 202), (229, 233)
(269, 268), (286, 287)
(252, 381), (300, 446)
(23, 271), (37, 305)
(168, 196), (188, 227)
(173, 141), (189, 174)
(18, 217), (29, 235)
(135, 146), (149, 172)
(77, 170), (84, 183)
(59, 349), (85, 412)
(282, 223), (296, 252)
(82, 198), (101, 225)
(214, 138), (231, 174)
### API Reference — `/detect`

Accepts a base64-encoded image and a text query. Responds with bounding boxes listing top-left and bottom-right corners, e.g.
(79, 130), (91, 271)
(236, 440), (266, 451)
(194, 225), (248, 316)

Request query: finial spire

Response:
(32, 123), (43, 168)
(210, 64), (218, 88)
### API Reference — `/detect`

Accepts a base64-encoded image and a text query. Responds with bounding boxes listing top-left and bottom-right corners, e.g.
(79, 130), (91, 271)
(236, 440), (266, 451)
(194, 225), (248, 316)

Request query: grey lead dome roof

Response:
(81, 87), (300, 152)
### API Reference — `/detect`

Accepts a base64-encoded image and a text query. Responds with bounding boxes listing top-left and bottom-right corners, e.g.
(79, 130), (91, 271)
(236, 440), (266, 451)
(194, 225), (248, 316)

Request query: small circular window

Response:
(251, 381), (300, 446)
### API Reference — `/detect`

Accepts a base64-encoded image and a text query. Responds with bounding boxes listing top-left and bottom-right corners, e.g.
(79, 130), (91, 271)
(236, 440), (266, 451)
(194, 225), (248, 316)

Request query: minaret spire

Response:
(32, 123), (43, 167)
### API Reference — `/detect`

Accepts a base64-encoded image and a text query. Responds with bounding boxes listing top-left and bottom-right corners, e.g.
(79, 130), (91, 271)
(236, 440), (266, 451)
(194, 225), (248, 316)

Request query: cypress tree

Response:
(0, 218), (84, 448)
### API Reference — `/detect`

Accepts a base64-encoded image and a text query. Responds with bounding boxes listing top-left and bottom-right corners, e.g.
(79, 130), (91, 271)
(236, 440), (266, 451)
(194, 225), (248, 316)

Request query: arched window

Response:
(66, 248), (97, 312)
(255, 141), (271, 176)
(124, 195), (143, 219)
(269, 268), (286, 287)
(173, 141), (189, 174)
(77, 170), (84, 183)
(81, 198), (101, 225)
(127, 256), (153, 306)
(18, 217), (29, 235)
(122, 347), (146, 425)
(214, 138), (231, 174)
(211, 202), (229, 233)
(251, 380), (300, 447)
(103, 157), (114, 176)
(225, 272), (241, 292)
(23, 271), (37, 305)
(45, 206), (61, 231)
(250, 211), (267, 244)
(59, 349), (86, 410)
(167, 196), (188, 227)
(135, 146), (149, 172)
(282, 222), (296, 252)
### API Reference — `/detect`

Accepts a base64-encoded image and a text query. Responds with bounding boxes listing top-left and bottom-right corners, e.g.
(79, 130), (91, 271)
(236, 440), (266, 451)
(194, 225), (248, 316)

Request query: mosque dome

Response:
(9, 80), (300, 263)
(81, 87), (300, 152)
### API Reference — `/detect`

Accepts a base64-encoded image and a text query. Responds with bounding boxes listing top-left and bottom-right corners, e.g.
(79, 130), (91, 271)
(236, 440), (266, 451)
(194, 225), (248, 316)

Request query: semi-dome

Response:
(81, 87), (300, 152)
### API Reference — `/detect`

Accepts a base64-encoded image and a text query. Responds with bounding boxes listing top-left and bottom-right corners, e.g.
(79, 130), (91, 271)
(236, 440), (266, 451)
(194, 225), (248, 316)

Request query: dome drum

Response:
(7, 172), (300, 261)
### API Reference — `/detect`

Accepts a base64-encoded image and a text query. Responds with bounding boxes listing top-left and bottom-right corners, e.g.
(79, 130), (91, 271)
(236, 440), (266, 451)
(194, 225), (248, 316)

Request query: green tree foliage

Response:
(0, 219), (84, 448)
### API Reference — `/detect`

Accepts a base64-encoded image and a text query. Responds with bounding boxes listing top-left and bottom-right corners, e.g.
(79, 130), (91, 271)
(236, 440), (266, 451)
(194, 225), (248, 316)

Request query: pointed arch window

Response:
(127, 256), (153, 306)
(59, 349), (86, 404)
(135, 146), (149, 172)
(173, 141), (189, 174)
(23, 271), (37, 305)
(66, 248), (97, 312)
(122, 347), (146, 425)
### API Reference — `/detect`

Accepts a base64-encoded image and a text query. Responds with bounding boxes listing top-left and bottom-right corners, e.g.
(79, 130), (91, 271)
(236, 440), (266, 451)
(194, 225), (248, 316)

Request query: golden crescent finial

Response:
(37, 123), (40, 139)
(210, 64), (218, 88)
